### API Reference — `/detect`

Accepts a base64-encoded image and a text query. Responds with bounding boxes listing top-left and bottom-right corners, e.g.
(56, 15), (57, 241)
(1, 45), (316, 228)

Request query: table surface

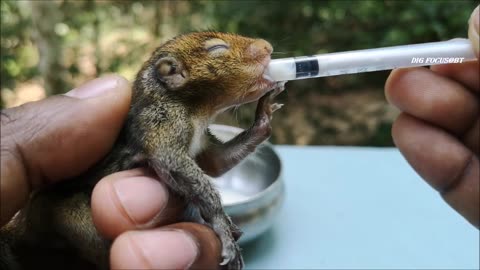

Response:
(242, 146), (479, 269)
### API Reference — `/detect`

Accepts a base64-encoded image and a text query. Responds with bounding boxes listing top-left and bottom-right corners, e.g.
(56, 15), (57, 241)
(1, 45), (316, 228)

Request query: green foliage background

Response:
(1, 0), (477, 146)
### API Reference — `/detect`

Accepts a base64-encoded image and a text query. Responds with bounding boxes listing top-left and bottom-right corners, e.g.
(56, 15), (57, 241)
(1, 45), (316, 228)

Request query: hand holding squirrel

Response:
(1, 32), (285, 269)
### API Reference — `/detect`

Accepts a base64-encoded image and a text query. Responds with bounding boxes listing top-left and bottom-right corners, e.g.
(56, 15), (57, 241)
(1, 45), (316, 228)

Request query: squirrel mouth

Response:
(241, 54), (278, 103)
(260, 54), (274, 82)
(233, 55), (280, 108)
(256, 55), (276, 89)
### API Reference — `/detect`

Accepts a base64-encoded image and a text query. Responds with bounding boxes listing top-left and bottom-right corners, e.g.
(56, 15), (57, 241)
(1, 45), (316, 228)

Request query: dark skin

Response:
(1, 32), (281, 270)
(2, 7), (478, 269)
(1, 75), (221, 269)
(385, 5), (479, 228)
(3, 63), (477, 270)
(386, 62), (479, 228)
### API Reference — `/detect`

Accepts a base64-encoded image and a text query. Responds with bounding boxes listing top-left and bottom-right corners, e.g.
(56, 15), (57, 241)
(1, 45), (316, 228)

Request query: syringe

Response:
(265, 38), (477, 82)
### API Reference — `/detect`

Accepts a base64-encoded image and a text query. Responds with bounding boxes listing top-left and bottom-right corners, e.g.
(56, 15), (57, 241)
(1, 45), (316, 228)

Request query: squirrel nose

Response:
(247, 39), (273, 58)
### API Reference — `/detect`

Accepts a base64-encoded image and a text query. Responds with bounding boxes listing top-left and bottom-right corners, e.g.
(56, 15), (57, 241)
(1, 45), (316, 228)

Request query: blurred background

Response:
(1, 0), (477, 146)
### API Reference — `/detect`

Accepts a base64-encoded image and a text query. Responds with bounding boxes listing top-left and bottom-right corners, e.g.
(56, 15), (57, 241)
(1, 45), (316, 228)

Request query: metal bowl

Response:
(209, 124), (285, 244)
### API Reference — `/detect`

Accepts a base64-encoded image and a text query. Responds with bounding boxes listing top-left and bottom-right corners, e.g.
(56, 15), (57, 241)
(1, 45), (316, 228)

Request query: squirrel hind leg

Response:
(183, 189), (244, 269)
(182, 203), (244, 269)
(212, 215), (244, 269)
(149, 157), (244, 269)
(184, 178), (244, 269)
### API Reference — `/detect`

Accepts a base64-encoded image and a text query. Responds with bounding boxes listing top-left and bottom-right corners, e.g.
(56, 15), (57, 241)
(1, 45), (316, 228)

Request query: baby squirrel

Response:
(0, 31), (285, 270)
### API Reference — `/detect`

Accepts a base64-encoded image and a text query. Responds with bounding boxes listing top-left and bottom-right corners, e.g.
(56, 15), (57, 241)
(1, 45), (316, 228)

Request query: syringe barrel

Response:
(267, 38), (477, 82)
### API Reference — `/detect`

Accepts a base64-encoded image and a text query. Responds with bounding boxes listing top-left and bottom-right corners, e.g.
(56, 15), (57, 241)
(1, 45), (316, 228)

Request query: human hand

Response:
(0, 75), (221, 268)
(385, 6), (479, 228)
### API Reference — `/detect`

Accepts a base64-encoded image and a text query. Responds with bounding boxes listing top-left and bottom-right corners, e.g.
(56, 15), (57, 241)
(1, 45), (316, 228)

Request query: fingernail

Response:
(129, 230), (199, 269)
(113, 176), (168, 226)
(65, 75), (123, 99)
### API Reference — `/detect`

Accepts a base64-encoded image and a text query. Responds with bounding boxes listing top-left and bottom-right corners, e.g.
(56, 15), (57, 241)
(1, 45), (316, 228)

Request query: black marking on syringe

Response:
(295, 56), (319, 78)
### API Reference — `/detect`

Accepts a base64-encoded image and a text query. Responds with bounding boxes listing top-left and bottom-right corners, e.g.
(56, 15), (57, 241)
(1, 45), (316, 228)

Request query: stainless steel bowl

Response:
(209, 124), (285, 244)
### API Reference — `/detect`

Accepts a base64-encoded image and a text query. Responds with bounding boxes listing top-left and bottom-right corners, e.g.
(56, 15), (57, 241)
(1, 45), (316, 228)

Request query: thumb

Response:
(468, 5), (479, 57)
(1, 75), (131, 226)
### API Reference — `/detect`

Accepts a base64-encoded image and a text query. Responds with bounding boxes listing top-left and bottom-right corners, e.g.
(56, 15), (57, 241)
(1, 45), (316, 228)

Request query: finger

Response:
(463, 118), (479, 155)
(430, 61), (479, 92)
(468, 5), (479, 57)
(0, 75), (131, 226)
(110, 223), (221, 270)
(392, 113), (479, 227)
(385, 67), (478, 135)
(91, 168), (186, 239)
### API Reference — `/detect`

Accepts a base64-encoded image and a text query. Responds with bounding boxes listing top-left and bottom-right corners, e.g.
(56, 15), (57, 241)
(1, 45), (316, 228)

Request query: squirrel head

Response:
(133, 31), (276, 115)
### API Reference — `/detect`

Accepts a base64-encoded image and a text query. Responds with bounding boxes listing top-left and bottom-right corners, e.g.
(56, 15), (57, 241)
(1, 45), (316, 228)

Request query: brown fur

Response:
(0, 31), (284, 270)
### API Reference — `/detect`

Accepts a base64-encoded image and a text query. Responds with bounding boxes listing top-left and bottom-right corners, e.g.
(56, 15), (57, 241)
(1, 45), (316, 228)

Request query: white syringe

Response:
(266, 38), (477, 81)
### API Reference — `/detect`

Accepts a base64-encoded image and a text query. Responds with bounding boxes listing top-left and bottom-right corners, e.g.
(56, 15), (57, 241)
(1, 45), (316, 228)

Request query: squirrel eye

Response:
(207, 44), (229, 53)
(205, 38), (229, 56)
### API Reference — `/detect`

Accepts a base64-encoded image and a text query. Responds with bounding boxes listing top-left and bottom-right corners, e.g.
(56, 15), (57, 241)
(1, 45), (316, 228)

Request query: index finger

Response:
(430, 61), (479, 92)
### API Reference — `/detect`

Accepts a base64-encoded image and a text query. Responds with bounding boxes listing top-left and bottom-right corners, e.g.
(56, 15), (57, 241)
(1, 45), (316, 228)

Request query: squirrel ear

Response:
(155, 56), (188, 89)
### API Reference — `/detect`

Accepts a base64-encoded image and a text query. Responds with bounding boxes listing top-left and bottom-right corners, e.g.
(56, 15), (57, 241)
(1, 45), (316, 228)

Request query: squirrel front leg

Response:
(196, 89), (284, 177)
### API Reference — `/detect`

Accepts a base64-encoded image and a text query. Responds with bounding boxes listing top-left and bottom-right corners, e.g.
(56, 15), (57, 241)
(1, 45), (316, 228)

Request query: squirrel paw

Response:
(253, 89), (283, 138)
(219, 236), (244, 270)
(258, 83), (285, 119)
(271, 103), (284, 114)
(211, 215), (244, 269)
(272, 81), (287, 97)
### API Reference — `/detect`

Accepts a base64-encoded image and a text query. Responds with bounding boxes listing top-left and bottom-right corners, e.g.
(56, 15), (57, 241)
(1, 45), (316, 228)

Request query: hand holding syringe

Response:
(265, 38), (477, 81)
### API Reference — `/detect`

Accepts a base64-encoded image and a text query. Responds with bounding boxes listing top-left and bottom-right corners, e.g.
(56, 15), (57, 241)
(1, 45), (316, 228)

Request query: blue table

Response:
(243, 146), (479, 269)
